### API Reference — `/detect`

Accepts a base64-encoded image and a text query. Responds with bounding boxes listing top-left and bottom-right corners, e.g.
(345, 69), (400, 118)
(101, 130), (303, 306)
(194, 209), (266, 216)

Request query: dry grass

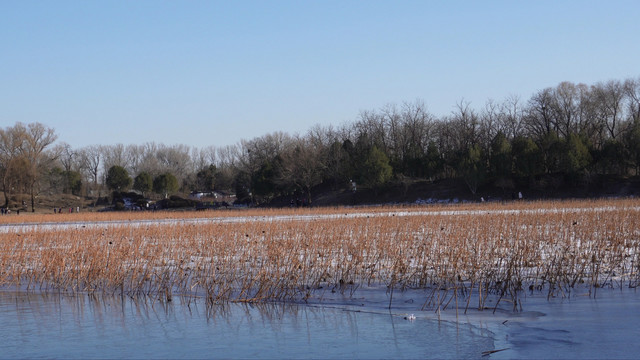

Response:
(1, 198), (638, 312)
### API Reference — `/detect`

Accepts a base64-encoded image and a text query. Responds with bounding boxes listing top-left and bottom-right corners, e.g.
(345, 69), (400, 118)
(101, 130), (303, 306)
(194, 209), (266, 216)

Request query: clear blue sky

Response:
(2, 0), (639, 149)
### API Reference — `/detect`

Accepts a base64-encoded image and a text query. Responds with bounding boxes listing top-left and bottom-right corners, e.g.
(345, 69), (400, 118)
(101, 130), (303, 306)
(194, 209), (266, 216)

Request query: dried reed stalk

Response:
(1, 198), (638, 312)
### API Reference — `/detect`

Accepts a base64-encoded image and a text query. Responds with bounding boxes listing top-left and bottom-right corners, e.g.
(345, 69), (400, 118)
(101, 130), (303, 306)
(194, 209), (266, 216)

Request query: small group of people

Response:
(289, 198), (309, 207)
(53, 207), (80, 214)
(1, 208), (11, 215)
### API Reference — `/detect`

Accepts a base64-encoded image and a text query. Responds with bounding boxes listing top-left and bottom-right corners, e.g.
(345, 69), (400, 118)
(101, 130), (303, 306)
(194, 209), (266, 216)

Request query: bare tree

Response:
(78, 145), (104, 202)
(592, 80), (626, 144)
(625, 77), (640, 124)
(136, 142), (160, 177)
(54, 142), (75, 174)
(479, 99), (502, 156)
(354, 110), (387, 154)
(191, 145), (218, 174)
(0, 124), (27, 207)
(551, 81), (580, 138)
(524, 87), (556, 140)
(78, 145), (102, 185)
(238, 132), (292, 175)
(380, 103), (403, 166)
(101, 144), (128, 180)
(44, 142), (83, 195)
(501, 94), (524, 140)
(21, 123), (59, 211)
(217, 144), (241, 169)
(276, 136), (324, 203)
(215, 144), (241, 191)
(126, 144), (144, 176)
(451, 99), (481, 149)
(155, 144), (192, 185)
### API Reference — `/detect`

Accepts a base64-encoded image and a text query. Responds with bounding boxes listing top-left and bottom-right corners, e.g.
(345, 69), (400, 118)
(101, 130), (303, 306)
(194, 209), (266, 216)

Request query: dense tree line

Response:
(2, 77), (640, 208)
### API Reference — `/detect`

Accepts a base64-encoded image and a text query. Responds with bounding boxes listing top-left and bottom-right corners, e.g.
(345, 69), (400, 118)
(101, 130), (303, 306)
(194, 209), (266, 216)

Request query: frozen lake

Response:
(2, 203), (638, 233)
(0, 291), (492, 359)
(1, 288), (638, 359)
(484, 288), (640, 359)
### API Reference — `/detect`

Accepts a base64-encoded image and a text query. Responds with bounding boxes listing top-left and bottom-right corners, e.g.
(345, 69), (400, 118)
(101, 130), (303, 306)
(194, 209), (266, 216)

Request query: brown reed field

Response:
(1, 198), (639, 312)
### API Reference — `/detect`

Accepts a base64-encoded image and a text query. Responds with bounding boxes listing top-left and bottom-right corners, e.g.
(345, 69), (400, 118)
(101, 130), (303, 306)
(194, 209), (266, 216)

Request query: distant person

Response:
(518, 191), (523, 200)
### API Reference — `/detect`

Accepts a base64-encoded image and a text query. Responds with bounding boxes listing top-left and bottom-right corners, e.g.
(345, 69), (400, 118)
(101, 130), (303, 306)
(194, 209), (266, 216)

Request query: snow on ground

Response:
(2, 205), (639, 233)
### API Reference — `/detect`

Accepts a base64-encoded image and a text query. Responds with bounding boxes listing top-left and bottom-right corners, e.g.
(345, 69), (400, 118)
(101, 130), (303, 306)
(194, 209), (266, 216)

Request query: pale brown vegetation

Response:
(1, 198), (638, 312)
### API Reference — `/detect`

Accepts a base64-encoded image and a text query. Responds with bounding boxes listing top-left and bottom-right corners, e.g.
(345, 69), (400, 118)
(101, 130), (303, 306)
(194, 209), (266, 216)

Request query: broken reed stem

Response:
(0, 198), (639, 311)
